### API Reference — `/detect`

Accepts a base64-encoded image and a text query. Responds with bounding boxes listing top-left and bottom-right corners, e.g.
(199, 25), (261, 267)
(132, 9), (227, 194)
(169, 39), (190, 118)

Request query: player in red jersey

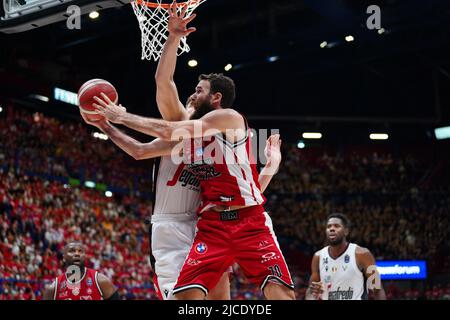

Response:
(42, 242), (119, 300)
(93, 81), (294, 300)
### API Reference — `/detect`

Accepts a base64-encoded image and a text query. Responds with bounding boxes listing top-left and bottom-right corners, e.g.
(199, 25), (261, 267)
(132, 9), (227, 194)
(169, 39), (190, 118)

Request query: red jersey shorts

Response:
(173, 205), (294, 297)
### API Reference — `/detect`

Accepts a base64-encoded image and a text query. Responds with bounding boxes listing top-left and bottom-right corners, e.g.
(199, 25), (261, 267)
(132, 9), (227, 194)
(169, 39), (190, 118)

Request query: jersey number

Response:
(268, 264), (282, 277)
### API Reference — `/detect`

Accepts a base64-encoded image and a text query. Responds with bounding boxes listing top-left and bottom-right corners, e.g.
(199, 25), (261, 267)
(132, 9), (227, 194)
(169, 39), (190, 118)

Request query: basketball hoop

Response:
(131, 0), (206, 61)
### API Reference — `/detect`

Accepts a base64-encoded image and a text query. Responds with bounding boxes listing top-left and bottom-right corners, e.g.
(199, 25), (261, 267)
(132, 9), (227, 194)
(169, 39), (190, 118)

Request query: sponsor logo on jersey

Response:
(72, 287), (80, 296)
(220, 210), (238, 221)
(187, 258), (201, 266)
(257, 240), (274, 251)
(344, 254), (350, 263)
(192, 164), (221, 181)
(187, 163), (221, 181)
(195, 242), (208, 254)
(259, 240), (269, 247)
(178, 169), (201, 189)
(328, 287), (354, 300)
(261, 252), (281, 264)
(220, 195), (234, 202)
(86, 278), (93, 286)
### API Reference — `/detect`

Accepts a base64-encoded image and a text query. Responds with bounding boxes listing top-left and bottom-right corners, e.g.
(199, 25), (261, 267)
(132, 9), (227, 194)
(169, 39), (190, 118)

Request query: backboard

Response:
(0, 0), (131, 33)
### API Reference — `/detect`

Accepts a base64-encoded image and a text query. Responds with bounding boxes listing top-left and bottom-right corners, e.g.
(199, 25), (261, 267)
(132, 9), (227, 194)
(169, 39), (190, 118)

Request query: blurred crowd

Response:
(1, 105), (449, 299)
(265, 144), (449, 261)
(0, 107), (152, 195)
(0, 172), (155, 300)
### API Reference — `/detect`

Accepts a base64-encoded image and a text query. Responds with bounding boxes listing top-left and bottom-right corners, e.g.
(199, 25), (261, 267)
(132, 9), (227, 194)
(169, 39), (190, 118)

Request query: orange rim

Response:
(135, 0), (199, 9)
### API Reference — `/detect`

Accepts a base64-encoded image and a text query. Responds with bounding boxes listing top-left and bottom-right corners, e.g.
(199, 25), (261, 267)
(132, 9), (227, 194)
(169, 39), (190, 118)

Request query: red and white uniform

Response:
(183, 128), (266, 213)
(173, 120), (294, 296)
(53, 268), (104, 300)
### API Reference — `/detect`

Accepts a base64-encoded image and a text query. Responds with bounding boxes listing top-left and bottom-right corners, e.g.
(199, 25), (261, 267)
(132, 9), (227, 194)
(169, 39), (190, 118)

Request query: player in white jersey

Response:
(150, 153), (201, 300)
(306, 213), (386, 300)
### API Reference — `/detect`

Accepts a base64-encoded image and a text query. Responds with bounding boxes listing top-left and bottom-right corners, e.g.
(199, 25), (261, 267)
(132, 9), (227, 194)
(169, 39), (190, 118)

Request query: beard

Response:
(328, 236), (344, 246)
(189, 99), (215, 120)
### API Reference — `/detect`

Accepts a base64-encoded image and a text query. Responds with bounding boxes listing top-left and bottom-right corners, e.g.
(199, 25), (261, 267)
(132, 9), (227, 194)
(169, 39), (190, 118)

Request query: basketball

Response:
(78, 79), (118, 122)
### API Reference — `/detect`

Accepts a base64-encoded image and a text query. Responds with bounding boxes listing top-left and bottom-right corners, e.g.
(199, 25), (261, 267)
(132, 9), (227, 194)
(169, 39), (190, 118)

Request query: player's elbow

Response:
(132, 152), (144, 161)
(132, 145), (148, 160)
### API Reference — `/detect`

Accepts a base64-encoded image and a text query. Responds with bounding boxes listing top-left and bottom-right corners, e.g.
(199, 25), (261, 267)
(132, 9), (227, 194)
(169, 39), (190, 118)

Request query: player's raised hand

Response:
(264, 134), (282, 166)
(92, 93), (127, 124)
(168, 0), (197, 38)
(80, 111), (109, 130)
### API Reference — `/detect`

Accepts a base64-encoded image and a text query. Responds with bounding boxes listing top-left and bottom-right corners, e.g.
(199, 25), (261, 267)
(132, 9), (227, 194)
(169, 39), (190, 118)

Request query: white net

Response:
(131, 0), (206, 61)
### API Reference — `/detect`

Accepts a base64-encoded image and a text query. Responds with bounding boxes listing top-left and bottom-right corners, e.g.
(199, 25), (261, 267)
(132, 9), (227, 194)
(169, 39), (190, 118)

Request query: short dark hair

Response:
(327, 213), (351, 229)
(64, 241), (84, 251)
(199, 73), (236, 108)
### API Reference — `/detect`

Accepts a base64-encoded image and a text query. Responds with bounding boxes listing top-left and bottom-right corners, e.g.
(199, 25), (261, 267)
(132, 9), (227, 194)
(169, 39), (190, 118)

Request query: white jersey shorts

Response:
(151, 213), (197, 300)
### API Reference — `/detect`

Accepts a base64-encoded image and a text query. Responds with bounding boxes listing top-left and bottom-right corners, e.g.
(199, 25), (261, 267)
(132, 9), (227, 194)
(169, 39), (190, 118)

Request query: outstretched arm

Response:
(93, 95), (245, 141)
(155, 2), (196, 121)
(101, 124), (179, 160)
(81, 113), (179, 160)
(258, 134), (282, 193)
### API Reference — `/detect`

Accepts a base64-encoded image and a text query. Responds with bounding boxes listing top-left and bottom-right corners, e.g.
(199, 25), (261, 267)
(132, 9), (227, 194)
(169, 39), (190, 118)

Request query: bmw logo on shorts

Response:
(195, 242), (208, 254)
